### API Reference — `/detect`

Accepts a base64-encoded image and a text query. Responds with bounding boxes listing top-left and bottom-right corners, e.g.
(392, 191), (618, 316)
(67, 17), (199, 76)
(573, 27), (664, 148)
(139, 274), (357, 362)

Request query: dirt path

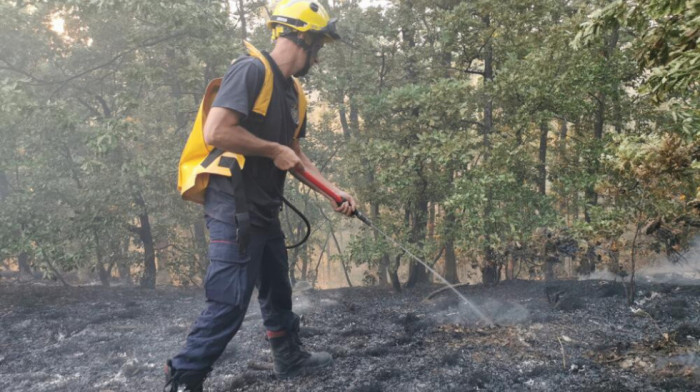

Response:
(0, 280), (698, 391)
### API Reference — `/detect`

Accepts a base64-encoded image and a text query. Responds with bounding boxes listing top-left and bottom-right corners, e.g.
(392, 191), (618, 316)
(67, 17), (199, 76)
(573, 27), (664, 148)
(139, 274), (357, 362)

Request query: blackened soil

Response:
(0, 279), (698, 391)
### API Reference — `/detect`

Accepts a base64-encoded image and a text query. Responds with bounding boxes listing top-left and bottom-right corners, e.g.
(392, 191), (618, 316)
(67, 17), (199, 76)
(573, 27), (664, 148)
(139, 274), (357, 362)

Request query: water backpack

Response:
(177, 41), (308, 204)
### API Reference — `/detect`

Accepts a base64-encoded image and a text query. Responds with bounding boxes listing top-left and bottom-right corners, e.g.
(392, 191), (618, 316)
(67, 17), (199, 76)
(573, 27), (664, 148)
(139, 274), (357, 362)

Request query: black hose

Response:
(282, 196), (311, 249)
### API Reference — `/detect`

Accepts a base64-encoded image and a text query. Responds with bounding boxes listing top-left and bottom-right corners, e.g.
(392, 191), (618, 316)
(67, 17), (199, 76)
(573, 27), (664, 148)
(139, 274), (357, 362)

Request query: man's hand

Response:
(273, 145), (304, 172)
(333, 190), (356, 217)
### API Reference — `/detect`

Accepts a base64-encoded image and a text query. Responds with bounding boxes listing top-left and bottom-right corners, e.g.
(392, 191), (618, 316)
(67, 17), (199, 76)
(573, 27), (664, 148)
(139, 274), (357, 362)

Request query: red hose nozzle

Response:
(292, 168), (371, 226)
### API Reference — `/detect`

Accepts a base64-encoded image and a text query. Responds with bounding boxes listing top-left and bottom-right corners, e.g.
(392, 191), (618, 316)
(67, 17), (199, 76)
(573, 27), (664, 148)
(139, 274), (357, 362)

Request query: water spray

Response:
(294, 169), (495, 327)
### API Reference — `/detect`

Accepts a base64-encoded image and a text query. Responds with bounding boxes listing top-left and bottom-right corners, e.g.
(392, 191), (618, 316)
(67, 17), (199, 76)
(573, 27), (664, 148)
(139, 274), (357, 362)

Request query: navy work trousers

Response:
(171, 216), (296, 371)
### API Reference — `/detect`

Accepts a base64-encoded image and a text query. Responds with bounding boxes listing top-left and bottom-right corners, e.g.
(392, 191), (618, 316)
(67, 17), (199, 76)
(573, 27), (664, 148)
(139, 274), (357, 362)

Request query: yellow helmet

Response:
(267, 0), (340, 42)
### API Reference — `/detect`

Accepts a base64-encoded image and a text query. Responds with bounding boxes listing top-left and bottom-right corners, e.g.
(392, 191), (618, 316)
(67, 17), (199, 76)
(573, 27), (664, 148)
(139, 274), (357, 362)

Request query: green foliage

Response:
(1, 0), (697, 288)
(0, 0), (238, 284)
(575, 0), (700, 140)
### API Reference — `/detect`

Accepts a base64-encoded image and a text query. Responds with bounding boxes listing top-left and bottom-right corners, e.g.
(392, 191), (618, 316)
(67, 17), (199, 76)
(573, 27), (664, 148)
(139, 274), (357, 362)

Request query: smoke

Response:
(431, 298), (530, 326)
(637, 237), (700, 284)
(291, 282), (340, 314)
(579, 234), (700, 285)
(655, 353), (700, 379)
(578, 268), (629, 282)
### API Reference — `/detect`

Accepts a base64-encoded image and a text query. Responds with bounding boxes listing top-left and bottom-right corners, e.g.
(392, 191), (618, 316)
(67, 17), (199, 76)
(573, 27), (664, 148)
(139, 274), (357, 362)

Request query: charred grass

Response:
(0, 279), (698, 391)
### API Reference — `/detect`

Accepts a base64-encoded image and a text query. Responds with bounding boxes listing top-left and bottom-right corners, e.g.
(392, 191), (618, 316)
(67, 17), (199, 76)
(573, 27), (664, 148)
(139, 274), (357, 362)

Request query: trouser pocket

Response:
(204, 218), (251, 307)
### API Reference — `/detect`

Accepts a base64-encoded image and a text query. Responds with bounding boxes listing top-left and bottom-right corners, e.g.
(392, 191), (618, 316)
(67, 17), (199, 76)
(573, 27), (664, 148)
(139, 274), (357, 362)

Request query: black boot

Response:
(163, 359), (209, 392)
(268, 324), (333, 378)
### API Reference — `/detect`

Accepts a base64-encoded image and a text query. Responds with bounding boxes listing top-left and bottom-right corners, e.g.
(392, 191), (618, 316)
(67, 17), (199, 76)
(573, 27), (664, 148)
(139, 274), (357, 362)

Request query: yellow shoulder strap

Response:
(291, 77), (307, 139)
(244, 41), (307, 137)
(178, 41), (308, 204)
(244, 41), (274, 116)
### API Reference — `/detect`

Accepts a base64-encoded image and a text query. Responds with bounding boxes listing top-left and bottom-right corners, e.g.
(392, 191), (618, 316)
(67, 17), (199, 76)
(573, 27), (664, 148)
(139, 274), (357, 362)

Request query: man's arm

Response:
(204, 107), (356, 216)
(203, 107), (302, 172)
(290, 139), (357, 217)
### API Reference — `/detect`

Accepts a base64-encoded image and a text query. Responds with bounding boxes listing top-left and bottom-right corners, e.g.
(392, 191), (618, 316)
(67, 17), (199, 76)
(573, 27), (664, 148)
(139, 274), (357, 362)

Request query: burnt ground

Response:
(0, 279), (698, 392)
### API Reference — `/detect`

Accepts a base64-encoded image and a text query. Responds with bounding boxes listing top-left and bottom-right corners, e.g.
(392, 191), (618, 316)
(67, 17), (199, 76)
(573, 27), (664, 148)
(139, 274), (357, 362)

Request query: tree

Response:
(0, 0), (237, 287)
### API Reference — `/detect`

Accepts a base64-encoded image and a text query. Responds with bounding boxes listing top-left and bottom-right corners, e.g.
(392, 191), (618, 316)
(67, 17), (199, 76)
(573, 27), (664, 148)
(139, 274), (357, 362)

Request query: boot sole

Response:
(274, 358), (333, 379)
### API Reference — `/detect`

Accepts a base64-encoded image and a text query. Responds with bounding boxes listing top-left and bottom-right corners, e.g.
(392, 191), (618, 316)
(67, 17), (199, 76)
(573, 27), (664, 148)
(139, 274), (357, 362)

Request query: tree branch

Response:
(464, 69), (485, 75)
(127, 224), (142, 235)
(50, 30), (191, 96)
(0, 58), (51, 84)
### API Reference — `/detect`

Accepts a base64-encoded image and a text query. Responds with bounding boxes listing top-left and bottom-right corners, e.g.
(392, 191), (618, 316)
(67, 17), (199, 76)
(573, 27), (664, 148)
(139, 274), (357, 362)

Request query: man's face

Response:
(294, 33), (324, 77)
(306, 36), (324, 63)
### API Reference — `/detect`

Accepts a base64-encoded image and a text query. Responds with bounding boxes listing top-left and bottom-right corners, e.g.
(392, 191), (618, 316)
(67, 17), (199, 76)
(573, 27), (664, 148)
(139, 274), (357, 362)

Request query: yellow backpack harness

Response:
(177, 41), (307, 205)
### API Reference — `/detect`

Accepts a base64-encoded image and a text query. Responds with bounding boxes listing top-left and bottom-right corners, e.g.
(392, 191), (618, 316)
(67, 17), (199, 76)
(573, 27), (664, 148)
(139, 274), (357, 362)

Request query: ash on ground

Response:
(0, 279), (698, 391)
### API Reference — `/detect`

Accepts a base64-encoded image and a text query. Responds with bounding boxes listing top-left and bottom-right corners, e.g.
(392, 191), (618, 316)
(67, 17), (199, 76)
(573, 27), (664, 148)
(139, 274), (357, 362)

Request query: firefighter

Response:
(166, 1), (355, 390)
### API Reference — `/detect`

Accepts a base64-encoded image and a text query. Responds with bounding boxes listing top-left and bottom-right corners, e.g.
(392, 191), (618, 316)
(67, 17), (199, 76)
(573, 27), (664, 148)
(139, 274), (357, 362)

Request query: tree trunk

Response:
(428, 203), (435, 239)
(237, 0), (248, 41)
(338, 105), (352, 139)
(443, 207), (459, 284)
(0, 170), (16, 273)
(133, 193), (156, 289)
(558, 119), (568, 153)
(505, 253), (515, 280)
(326, 238), (332, 281)
(112, 237), (131, 285)
(481, 13), (498, 285)
(399, 0), (426, 288)
(97, 264), (110, 286)
(593, 94), (605, 141)
(538, 120), (548, 195)
(627, 220), (641, 305)
(514, 127), (526, 186)
(481, 247), (500, 285)
(378, 253), (389, 286)
(0, 170), (9, 200)
(138, 215), (156, 288)
(338, 94), (358, 140)
(390, 253), (402, 293)
(17, 252), (32, 278)
(585, 95), (604, 223)
(444, 238), (459, 284)
(586, 25), (619, 223)
(558, 119), (569, 221)
(116, 260), (130, 284)
(371, 202), (388, 286)
(544, 257), (556, 281)
(17, 219), (33, 278)
(349, 103), (359, 135)
(406, 193), (430, 287)
(399, 1), (418, 82)
(93, 230), (110, 287)
(43, 252), (71, 287)
(442, 46), (453, 78)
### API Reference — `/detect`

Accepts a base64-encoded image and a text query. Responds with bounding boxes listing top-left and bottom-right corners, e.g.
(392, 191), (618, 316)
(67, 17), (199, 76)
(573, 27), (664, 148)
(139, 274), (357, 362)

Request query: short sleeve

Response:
(212, 57), (265, 118)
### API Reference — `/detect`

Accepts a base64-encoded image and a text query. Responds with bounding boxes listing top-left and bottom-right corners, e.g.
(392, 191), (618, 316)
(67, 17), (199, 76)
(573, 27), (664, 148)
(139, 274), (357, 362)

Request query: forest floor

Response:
(0, 278), (698, 392)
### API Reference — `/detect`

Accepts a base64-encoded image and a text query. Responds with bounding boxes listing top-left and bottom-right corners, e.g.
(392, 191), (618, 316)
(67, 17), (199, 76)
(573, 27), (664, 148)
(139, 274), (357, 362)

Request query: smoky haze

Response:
(579, 235), (700, 285)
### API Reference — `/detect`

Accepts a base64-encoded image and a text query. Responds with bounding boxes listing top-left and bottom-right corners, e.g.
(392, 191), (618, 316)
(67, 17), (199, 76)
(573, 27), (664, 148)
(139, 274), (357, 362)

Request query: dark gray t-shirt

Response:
(204, 52), (306, 227)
